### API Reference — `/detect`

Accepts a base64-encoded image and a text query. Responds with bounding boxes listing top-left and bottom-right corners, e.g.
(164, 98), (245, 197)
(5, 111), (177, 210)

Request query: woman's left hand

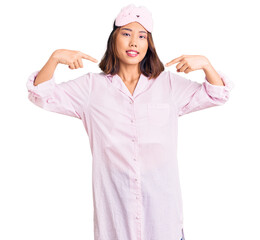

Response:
(165, 55), (211, 74)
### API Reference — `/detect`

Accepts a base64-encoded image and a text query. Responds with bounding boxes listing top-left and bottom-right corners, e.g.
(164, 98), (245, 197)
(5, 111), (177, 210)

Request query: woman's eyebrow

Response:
(121, 28), (147, 34)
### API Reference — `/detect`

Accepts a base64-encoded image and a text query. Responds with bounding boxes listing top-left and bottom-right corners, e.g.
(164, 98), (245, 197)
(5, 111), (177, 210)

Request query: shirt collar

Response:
(106, 73), (150, 98)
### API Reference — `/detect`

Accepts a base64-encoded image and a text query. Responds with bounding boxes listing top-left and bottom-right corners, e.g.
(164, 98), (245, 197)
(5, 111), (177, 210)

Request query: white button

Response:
(131, 119), (134, 123)
(46, 98), (54, 103)
(129, 102), (132, 104)
(136, 216), (139, 219)
(133, 158), (137, 161)
(136, 196), (139, 199)
(132, 139), (135, 142)
(135, 178), (138, 181)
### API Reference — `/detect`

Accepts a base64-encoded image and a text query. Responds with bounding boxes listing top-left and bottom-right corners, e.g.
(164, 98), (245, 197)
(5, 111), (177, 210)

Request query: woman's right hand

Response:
(51, 49), (98, 69)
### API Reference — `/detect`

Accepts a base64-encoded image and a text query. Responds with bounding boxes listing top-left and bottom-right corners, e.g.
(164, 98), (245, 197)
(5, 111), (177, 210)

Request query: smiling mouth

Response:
(126, 51), (139, 57)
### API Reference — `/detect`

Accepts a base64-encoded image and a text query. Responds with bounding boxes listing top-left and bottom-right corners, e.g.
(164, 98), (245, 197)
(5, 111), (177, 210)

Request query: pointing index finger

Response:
(81, 53), (98, 63)
(165, 56), (184, 66)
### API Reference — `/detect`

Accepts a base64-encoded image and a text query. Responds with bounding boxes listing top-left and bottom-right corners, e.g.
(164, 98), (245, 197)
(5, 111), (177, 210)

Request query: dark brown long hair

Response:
(98, 20), (165, 80)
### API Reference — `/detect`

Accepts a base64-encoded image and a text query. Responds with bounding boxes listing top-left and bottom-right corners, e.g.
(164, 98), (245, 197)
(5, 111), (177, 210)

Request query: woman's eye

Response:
(122, 33), (146, 39)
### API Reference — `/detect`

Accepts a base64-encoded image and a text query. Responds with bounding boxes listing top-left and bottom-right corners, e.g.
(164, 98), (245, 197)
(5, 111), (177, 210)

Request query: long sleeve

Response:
(26, 70), (93, 119)
(169, 70), (235, 117)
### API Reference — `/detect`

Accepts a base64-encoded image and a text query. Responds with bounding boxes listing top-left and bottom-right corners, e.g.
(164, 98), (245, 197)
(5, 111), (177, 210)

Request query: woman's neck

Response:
(117, 64), (141, 83)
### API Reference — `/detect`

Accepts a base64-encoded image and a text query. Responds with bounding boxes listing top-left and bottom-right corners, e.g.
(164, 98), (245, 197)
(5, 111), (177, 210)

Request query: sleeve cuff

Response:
(203, 70), (235, 99)
(26, 70), (56, 98)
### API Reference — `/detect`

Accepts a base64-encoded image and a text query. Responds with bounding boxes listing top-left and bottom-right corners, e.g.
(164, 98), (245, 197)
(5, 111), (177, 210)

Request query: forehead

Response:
(120, 22), (147, 33)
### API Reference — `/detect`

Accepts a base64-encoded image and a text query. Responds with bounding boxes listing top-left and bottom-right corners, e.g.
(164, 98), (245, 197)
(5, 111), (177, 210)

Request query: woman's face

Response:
(115, 22), (149, 66)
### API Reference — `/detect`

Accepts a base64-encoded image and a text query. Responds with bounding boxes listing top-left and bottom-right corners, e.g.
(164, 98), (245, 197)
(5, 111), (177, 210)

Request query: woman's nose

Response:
(130, 42), (137, 47)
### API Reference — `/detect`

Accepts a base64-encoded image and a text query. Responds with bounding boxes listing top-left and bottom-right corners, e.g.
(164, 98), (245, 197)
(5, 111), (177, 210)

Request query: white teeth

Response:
(127, 51), (138, 54)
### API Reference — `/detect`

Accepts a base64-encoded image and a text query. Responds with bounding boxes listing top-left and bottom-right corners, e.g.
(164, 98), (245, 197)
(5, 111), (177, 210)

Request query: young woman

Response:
(26, 4), (234, 240)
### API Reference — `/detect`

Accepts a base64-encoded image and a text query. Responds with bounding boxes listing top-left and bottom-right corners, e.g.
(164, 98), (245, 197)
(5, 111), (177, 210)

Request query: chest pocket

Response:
(147, 103), (170, 126)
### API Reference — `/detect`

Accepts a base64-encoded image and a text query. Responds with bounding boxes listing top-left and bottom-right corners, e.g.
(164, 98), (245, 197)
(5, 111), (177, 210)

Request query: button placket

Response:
(128, 99), (142, 240)
(129, 100), (142, 239)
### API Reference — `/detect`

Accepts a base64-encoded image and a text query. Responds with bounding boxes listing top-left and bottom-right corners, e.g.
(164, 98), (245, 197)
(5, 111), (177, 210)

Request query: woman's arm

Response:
(203, 63), (225, 86)
(166, 55), (235, 117)
(26, 49), (98, 119)
(34, 52), (58, 86)
(169, 70), (235, 117)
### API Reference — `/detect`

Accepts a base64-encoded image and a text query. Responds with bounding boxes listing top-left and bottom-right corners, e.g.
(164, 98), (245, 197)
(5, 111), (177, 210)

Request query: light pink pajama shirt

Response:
(26, 69), (234, 240)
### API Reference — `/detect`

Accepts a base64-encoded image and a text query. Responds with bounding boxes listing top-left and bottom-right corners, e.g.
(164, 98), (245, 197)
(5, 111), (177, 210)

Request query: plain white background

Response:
(1, 0), (259, 239)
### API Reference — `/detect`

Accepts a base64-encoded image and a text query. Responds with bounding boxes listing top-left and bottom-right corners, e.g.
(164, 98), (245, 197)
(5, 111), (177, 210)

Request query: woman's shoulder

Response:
(152, 70), (171, 81)
(85, 72), (113, 85)
(91, 71), (112, 78)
